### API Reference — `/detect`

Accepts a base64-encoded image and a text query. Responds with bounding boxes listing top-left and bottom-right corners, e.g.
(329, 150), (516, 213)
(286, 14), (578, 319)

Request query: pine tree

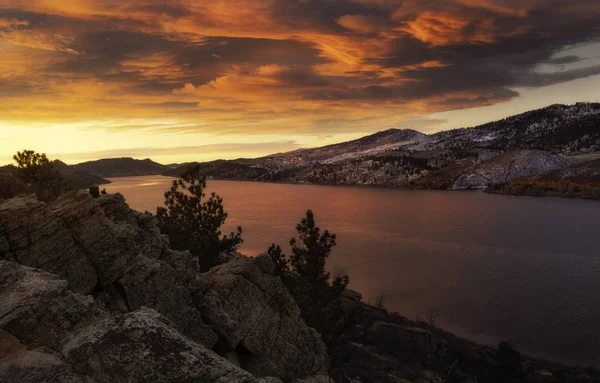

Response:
(13, 150), (51, 181)
(156, 165), (243, 270)
(12, 150), (67, 201)
(268, 210), (350, 349)
(267, 244), (289, 277)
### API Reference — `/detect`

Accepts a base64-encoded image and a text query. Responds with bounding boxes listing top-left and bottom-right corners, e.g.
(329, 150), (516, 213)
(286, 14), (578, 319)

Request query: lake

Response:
(105, 176), (600, 366)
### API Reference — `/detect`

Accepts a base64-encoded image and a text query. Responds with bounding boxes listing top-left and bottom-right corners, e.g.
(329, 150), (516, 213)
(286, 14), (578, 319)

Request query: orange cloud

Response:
(0, 17), (28, 27)
(337, 14), (389, 33)
(0, 0), (598, 164)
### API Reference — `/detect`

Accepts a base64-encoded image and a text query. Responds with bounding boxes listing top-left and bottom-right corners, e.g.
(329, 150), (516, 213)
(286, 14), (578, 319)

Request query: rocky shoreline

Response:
(1, 191), (598, 382)
(485, 186), (600, 200)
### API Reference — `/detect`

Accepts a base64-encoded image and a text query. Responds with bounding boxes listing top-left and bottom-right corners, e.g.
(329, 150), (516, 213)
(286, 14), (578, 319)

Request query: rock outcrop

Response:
(452, 149), (571, 189)
(199, 254), (330, 380)
(0, 191), (158, 294)
(0, 331), (92, 383)
(0, 191), (329, 382)
(0, 260), (257, 382)
(115, 256), (218, 348)
(64, 308), (257, 383)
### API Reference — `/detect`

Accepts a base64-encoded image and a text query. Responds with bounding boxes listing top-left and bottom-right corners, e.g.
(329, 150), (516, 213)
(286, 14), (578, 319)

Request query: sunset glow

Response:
(1, 0), (600, 164)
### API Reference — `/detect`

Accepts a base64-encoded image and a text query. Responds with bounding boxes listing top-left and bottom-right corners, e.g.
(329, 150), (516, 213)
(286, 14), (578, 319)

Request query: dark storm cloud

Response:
(124, 4), (193, 18)
(174, 37), (327, 74)
(1, 0), (600, 128)
(272, 0), (393, 33)
(26, 20), (328, 95)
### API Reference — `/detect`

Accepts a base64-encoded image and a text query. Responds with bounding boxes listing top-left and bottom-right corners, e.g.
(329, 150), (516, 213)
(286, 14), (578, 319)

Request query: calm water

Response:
(106, 176), (600, 366)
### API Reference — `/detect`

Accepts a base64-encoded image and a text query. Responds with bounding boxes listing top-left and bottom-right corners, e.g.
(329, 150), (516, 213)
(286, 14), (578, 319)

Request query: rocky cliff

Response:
(1, 191), (598, 383)
(0, 191), (328, 382)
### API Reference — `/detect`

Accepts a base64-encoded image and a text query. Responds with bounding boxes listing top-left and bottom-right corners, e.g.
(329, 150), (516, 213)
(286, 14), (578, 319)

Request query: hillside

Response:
(534, 158), (600, 184)
(52, 160), (111, 188)
(449, 150), (571, 189)
(256, 128), (429, 170)
(426, 103), (600, 154)
(488, 158), (600, 199)
(0, 162), (109, 199)
(164, 103), (600, 194)
(164, 160), (270, 180)
(72, 157), (170, 178)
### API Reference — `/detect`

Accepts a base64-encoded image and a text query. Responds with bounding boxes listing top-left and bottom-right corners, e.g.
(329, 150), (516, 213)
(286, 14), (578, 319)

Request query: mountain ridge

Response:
(164, 103), (600, 193)
(71, 157), (170, 178)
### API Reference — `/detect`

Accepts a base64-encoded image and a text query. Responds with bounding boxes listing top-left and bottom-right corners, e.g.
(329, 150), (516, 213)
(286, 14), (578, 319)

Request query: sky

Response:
(1, 0), (599, 165)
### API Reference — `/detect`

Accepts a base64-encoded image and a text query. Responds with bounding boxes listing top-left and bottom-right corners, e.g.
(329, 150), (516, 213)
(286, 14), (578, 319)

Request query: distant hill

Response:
(162, 103), (600, 195)
(164, 160), (270, 180)
(52, 160), (110, 189)
(426, 102), (600, 154)
(72, 158), (170, 178)
(255, 128), (429, 169)
(0, 161), (109, 200)
(164, 129), (432, 183)
(165, 162), (191, 169)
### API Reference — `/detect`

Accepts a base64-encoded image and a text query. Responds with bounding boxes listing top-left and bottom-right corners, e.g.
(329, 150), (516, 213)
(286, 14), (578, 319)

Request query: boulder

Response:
(0, 260), (105, 351)
(0, 193), (98, 294)
(195, 289), (241, 349)
(202, 253), (329, 380)
(0, 331), (93, 383)
(63, 308), (258, 383)
(0, 192), (168, 294)
(160, 248), (207, 293)
(97, 193), (168, 259)
(1, 261), (257, 382)
(116, 257), (218, 348)
(0, 349), (93, 383)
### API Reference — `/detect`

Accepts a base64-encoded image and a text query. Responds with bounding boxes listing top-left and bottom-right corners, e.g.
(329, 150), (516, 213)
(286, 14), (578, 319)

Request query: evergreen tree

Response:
(267, 244), (289, 277)
(13, 150), (51, 184)
(268, 210), (350, 350)
(156, 165), (243, 270)
(12, 150), (67, 201)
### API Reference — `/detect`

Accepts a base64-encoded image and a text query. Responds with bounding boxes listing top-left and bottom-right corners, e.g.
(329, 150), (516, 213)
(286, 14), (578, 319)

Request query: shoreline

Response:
(112, 173), (600, 201)
(486, 186), (600, 201)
